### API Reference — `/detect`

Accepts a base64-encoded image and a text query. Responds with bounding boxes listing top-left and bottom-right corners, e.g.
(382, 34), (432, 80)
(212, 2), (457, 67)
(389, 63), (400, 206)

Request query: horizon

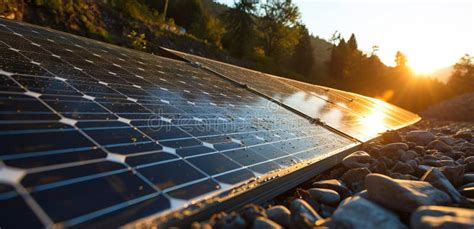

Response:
(215, 0), (474, 74)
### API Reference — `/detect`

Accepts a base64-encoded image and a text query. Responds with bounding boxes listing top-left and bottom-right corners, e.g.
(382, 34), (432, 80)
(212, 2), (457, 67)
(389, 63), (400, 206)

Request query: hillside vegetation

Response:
(1, 0), (473, 113)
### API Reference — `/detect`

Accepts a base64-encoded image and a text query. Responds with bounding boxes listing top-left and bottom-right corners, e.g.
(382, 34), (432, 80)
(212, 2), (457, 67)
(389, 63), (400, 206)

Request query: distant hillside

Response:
(429, 66), (452, 83)
(310, 35), (332, 81)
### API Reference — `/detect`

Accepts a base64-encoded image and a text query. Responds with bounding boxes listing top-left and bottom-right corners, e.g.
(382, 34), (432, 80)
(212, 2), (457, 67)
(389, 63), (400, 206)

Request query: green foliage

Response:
(221, 1), (256, 57)
(291, 26), (314, 77)
(448, 54), (474, 93)
(395, 51), (408, 69)
(127, 31), (148, 51)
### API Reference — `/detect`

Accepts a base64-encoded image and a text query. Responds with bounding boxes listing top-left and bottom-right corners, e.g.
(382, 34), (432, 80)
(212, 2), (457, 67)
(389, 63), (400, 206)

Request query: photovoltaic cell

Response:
(0, 19), (367, 228)
(161, 48), (420, 141)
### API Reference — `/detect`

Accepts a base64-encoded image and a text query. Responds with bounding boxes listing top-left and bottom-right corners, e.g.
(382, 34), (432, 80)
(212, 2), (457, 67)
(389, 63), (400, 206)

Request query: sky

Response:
(215, 0), (474, 74)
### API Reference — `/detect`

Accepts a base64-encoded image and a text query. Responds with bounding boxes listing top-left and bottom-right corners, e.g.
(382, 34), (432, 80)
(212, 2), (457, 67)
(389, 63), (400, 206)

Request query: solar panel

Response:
(160, 48), (420, 142)
(0, 19), (368, 228)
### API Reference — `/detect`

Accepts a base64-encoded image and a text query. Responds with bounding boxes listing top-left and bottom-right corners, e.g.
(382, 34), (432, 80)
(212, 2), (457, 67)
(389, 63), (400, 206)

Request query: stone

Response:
(400, 150), (418, 162)
(463, 173), (474, 184)
(414, 146), (426, 155)
(440, 165), (465, 187)
(266, 205), (290, 228)
(212, 212), (247, 229)
(382, 131), (402, 144)
(464, 156), (474, 164)
(341, 168), (371, 192)
(252, 217), (282, 229)
(406, 130), (435, 146)
(241, 204), (266, 224)
(290, 199), (321, 228)
(308, 188), (340, 206)
(318, 204), (336, 218)
(342, 151), (372, 169)
(466, 162), (474, 173)
(365, 173), (451, 213)
(332, 196), (407, 229)
(381, 143), (408, 158)
(454, 129), (472, 141)
(439, 136), (456, 146)
(421, 168), (462, 203)
(459, 187), (474, 198)
(427, 140), (452, 152)
(411, 206), (474, 229)
(391, 161), (415, 174)
(312, 179), (351, 199)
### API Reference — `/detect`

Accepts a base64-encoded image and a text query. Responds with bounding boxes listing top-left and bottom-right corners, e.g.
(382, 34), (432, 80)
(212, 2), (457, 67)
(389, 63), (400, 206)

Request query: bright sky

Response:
(216, 0), (474, 74)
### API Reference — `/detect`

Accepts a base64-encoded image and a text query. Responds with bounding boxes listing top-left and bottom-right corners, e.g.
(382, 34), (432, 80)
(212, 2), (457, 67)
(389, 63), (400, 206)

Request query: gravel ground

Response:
(192, 119), (474, 229)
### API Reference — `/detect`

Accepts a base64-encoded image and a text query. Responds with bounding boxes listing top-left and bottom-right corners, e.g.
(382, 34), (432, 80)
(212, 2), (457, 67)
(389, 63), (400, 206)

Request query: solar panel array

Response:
(161, 48), (420, 142)
(0, 19), (374, 228)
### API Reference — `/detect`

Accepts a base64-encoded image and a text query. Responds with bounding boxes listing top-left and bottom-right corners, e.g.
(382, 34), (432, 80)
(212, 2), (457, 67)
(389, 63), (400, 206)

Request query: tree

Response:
(291, 25), (314, 76)
(448, 54), (474, 92)
(258, 0), (301, 62)
(221, 0), (256, 58)
(329, 39), (350, 79)
(395, 51), (408, 69)
(347, 33), (358, 51)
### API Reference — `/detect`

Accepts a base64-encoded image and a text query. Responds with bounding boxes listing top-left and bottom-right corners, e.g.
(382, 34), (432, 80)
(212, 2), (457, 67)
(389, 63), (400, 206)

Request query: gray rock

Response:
(406, 130), (435, 146)
(463, 173), (474, 184)
(459, 186), (474, 198)
(464, 156), (474, 164)
(312, 179), (351, 199)
(382, 131), (402, 144)
(308, 188), (340, 206)
(332, 196), (407, 229)
(454, 129), (472, 141)
(439, 136), (456, 146)
(440, 165), (465, 187)
(341, 168), (371, 192)
(365, 173), (451, 213)
(391, 161), (415, 174)
(342, 151), (372, 169)
(266, 205), (290, 228)
(252, 217), (282, 229)
(212, 212), (247, 229)
(381, 143), (408, 158)
(400, 150), (418, 162)
(427, 140), (452, 152)
(290, 199), (321, 228)
(421, 168), (461, 203)
(411, 205), (474, 229)
(241, 204), (266, 223)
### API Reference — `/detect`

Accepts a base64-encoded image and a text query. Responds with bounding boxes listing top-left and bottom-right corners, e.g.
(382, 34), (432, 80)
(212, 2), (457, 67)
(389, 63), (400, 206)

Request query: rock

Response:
(406, 130), (435, 146)
(341, 168), (371, 192)
(381, 143), (408, 158)
(371, 160), (389, 175)
(318, 204), (336, 218)
(391, 161), (415, 174)
(439, 136), (456, 146)
(400, 150), (418, 162)
(464, 156), (474, 164)
(382, 131), (402, 144)
(466, 162), (474, 173)
(454, 129), (472, 141)
(440, 165), (465, 187)
(308, 188), (340, 206)
(266, 205), (290, 228)
(411, 206), (474, 229)
(212, 212), (247, 229)
(365, 173), (451, 213)
(463, 173), (474, 184)
(312, 179), (351, 199)
(459, 186), (474, 198)
(414, 146), (426, 155)
(192, 222), (213, 229)
(427, 140), (452, 152)
(421, 168), (462, 203)
(290, 199), (321, 228)
(252, 217), (282, 229)
(342, 151), (372, 169)
(241, 204), (266, 224)
(332, 196), (407, 229)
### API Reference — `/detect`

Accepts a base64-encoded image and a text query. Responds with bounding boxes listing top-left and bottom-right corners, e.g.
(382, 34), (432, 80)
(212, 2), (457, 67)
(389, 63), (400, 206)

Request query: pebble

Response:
(406, 130), (435, 146)
(454, 129), (472, 141)
(211, 212), (246, 229)
(381, 131), (402, 144)
(439, 136), (456, 146)
(463, 173), (474, 184)
(266, 205), (290, 228)
(391, 161), (415, 174)
(308, 188), (340, 206)
(400, 150), (418, 162)
(290, 199), (321, 228)
(332, 196), (407, 229)
(365, 173), (451, 213)
(464, 156), (474, 164)
(440, 165), (465, 187)
(411, 205), (474, 229)
(427, 140), (452, 152)
(380, 143), (408, 158)
(421, 168), (461, 203)
(241, 204), (266, 224)
(342, 151), (372, 169)
(459, 186), (474, 198)
(252, 217), (282, 229)
(341, 168), (371, 192)
(312, 179), (351, 199)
